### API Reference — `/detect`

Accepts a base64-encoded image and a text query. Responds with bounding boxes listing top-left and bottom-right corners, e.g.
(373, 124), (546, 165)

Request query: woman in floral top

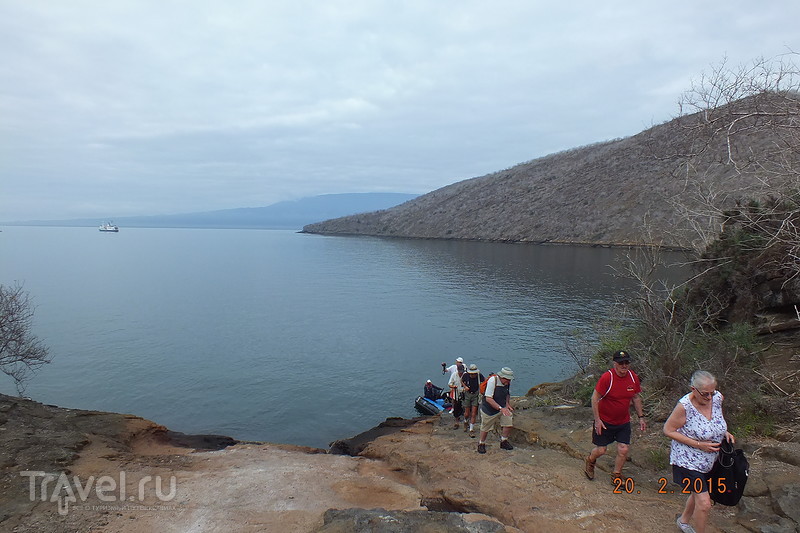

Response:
(663, 370), (735, 533)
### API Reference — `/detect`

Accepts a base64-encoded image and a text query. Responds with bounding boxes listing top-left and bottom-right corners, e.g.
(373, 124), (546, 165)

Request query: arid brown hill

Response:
(303, 95), (798, 248)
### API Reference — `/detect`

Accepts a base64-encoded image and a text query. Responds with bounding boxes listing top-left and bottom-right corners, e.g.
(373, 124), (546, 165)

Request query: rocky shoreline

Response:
(1, 392), (798, 532)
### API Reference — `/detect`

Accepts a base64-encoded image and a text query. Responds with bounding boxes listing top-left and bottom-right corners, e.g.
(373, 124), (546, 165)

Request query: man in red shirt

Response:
(584, 350), (647, 483)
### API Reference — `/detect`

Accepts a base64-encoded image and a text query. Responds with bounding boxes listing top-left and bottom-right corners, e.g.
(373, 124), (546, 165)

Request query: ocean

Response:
(0, 226), (674, 448)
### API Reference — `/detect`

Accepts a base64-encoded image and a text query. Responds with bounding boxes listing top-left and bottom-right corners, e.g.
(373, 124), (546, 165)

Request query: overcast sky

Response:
(1, 1), (798, 221)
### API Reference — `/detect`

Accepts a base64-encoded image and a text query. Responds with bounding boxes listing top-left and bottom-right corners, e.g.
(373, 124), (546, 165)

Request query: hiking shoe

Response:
(453, 422), (460, 429)
(676, 514), (696, 533)
(463, 423), (469, 432)
(477, 443), (486, 454)
(610, 472), (627, 486)
(500, 440), (514, 450)
(584, 456), (595, 480)
(469, 430), (475, 438)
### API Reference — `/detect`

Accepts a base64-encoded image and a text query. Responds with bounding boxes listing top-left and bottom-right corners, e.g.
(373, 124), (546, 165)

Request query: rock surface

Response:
(1, 393), (798, 532)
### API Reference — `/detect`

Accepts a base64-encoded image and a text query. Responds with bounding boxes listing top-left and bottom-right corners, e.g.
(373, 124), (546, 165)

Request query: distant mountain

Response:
(4, 193), (419, 230)
(303, 95), (798, 248)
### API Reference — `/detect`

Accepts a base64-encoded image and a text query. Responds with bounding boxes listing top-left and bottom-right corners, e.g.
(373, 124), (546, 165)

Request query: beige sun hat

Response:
(497, 367), (514, 380)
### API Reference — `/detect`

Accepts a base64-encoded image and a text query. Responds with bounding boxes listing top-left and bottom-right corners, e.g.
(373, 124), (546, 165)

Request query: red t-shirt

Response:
(595, 369), (641, 425)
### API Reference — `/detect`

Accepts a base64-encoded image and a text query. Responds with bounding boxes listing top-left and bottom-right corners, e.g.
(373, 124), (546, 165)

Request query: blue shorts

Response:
(592, 421), (632, 447)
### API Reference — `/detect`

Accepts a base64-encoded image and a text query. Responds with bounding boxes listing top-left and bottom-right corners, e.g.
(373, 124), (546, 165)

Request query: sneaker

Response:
(477, 443), (486, 454)
(675, 514), (696, 533)
(463, 423), (469, 432)
(584, 456), (595, 480)
(453, 422), (460, 429)
(469, 430), (475, 438)
(500, 439), (514, 450)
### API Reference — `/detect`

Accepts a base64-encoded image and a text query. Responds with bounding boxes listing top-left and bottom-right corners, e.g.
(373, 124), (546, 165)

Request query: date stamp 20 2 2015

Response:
(612, 476), (730, 495)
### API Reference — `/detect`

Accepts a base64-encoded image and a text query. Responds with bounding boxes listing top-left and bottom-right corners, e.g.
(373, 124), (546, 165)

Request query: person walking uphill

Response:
(448, 362), (467, 429)
(584, 350), (646, 483)
(461, 364), (485, 438)
(663, 370), (735, 533)
(477, 367), (514, 454)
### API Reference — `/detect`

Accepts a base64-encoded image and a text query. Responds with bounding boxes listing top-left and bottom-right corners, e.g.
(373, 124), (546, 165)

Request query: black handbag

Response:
(708, 439), (749, 506)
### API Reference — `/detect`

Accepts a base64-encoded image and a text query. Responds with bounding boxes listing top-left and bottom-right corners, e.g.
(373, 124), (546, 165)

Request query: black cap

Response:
(612, 350), (631, 363)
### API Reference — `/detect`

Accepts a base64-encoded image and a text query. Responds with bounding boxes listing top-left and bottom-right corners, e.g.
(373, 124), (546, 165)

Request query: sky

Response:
(1, 1), (799, 221)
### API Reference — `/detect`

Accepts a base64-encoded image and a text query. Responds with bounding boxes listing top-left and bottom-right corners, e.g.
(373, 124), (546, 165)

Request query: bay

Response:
(0, 227), (670, 448)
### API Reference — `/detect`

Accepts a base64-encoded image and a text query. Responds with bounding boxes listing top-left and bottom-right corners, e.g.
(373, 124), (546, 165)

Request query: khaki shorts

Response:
(462, 391), (480, 408)
(480, 409), (513, 434)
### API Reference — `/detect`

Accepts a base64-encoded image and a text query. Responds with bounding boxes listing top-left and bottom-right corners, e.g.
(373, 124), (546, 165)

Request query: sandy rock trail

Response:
(2, 392), (797, 532)
(359, 414), (742, 532)
(99, 445), (422, 533)
(63, 415), (741, 532)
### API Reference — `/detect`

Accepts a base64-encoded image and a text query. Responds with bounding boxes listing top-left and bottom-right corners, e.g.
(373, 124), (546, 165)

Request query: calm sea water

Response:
(0, 227), (668, 448)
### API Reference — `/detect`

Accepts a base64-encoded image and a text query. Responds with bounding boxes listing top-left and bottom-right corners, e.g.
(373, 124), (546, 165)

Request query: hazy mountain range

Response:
(2, 193), (419, 230)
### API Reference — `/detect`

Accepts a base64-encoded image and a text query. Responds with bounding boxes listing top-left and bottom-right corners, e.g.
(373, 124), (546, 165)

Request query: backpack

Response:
(479, 374), (496, 395)
(599, 369), (639, 400)
(708, 440), (749, 506)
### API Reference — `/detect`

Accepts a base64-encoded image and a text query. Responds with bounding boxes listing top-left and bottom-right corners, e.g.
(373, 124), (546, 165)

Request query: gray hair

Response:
(690, 370), (717, 389)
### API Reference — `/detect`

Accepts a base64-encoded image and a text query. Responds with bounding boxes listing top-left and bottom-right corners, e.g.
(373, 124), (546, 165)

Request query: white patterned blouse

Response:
(669, 391), (727, 473)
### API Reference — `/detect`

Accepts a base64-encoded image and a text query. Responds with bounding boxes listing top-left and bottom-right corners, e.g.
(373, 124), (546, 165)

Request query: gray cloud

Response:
(1, 0), (798, 220)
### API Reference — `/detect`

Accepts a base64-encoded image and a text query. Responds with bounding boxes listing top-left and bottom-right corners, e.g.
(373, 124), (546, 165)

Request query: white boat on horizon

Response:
(99, 222), (119, 232)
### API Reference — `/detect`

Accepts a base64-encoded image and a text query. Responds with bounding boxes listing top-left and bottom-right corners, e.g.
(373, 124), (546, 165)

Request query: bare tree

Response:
(576, 55), (800, 426)
(648, 54), (800, 326)
(668, 53), (800, 255)
(0, 283), (51, 395)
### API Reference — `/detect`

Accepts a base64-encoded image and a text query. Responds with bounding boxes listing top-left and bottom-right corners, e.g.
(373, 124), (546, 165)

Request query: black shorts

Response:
(672, 465), (711, 493)
(592, 421), (632, 447)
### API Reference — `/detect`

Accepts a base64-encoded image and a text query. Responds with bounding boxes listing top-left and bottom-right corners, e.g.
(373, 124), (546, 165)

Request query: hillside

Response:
(303, 97), (798, 248)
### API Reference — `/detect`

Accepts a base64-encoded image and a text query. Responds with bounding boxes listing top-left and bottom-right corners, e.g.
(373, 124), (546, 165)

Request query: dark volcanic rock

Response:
(163, 430), (237, 450)
(329, 416), (422, 455)
(315, 508), (511, 532)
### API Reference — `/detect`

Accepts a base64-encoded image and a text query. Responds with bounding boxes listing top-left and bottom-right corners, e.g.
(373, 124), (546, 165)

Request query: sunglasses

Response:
(692, 387), (715, 399)
(615, 361), (630, 366)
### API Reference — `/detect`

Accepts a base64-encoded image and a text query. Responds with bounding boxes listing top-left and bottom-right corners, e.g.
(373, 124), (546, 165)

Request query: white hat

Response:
(426, 379), (432, 383)
(467, 364), (479, 374)
(456, 357), (464, 363)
